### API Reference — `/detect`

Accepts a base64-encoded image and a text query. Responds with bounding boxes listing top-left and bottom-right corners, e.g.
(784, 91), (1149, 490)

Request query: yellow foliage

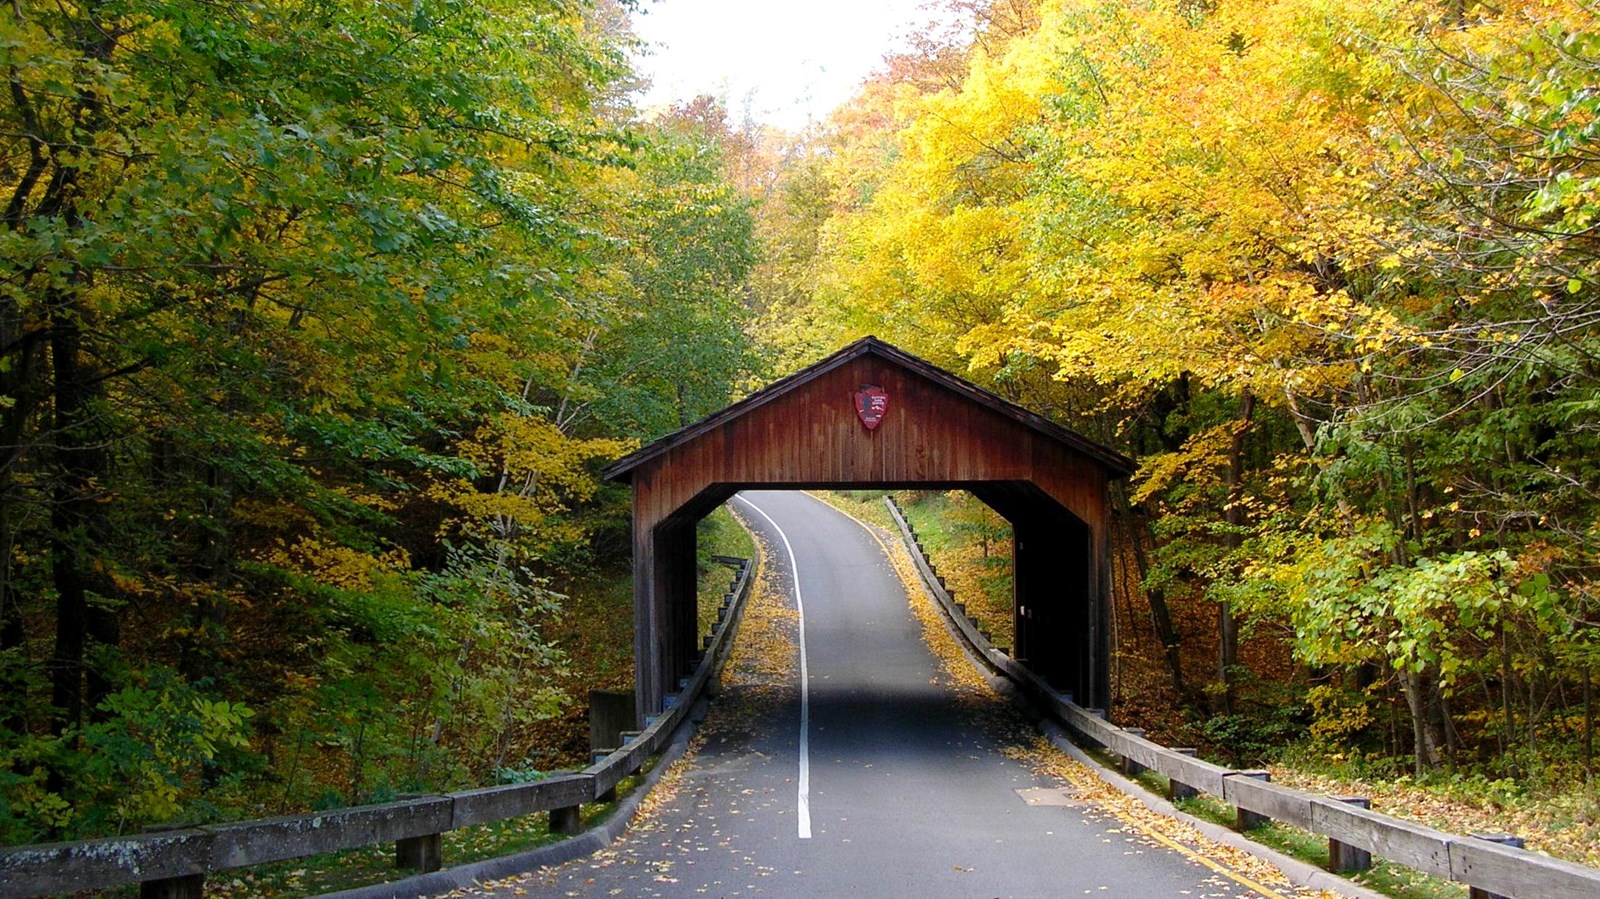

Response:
(264, 537), (411, 592)
(1130, 423), (1243, 506)
(811, 0), (1442, 411)
(426, 410), (630, 550)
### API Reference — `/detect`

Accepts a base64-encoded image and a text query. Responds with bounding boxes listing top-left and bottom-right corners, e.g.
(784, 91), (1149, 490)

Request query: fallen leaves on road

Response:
(448, 534), (799, 898)
(453, 503), (1347, 899)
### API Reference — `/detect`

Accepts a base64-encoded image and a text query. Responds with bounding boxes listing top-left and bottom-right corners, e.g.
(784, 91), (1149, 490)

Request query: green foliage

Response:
(81, 675), (256, 828)
(1, 668), (256, 840)
(1196, 707), (1308, 767)
(697, 505), (757, 637)
(578, 100), (763, 439)
(0, 0), (762, 842)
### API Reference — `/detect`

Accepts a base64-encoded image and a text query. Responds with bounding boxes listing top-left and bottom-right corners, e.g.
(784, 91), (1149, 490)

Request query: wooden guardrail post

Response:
(621, 731), (645, 777)
(136, 825), (206, 899)
(1120, 729), (1147, 777)
(1327, 797), (1373, 873)
(1467, 834), (1524, 899)
(392, 795), (444, 873)
(1231, 771), (1272, 831)
(591, 748), (619, 803)
(1167, 749), (1199, 801)
(549, 804), (583, 837)
(395, 832), (442, 873)
(139, 873), (203, 899)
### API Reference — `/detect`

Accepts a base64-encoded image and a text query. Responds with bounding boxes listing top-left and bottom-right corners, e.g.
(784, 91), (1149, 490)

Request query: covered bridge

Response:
(603, 337), (1134, 719)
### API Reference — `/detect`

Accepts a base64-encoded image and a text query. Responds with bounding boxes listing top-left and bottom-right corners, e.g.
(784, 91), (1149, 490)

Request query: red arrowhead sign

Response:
(854, 385), (889, 430)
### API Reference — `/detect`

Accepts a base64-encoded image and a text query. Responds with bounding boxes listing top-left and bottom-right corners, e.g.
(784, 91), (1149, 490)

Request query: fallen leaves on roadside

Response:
(1271, 765), (1600, 869)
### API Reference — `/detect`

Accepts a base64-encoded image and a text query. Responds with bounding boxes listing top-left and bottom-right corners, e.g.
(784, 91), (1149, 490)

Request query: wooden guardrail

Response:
(883, 496), (1600, 899)
(0, 558), (756, 899)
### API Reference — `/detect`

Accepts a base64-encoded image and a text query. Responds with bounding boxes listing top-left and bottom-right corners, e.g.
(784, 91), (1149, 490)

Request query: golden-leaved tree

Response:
(762, 0), (1600, 781)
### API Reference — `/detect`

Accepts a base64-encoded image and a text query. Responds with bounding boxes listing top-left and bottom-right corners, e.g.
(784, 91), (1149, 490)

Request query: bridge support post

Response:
(668, 524), (698, 694)
(634, 514), (708, 723)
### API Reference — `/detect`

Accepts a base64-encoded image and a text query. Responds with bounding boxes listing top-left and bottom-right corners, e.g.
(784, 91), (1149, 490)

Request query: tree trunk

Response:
(1584, 666), (1592, 782)
(1218, 389), (1254, 714)
(179, 461), (233, 686)
(1, 581), (24, 735)
(22, 0), (124, 738)
(1400, 669), (1444, 776)
(48, 314), (117, 732)
(1113, 483), (1187, 702)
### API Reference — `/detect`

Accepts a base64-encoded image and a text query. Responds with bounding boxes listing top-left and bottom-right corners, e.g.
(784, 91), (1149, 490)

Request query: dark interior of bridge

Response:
(648, 483), (1100, 715)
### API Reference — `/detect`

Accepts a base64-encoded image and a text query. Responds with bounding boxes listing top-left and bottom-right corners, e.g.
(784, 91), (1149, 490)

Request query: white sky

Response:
(629, 0), (946, 130)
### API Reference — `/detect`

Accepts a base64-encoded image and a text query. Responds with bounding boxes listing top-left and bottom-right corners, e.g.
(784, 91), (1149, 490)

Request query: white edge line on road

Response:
(732, 493), (812, 840)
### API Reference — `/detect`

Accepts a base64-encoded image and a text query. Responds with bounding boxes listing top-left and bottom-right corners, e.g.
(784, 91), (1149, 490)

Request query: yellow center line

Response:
(1057, 769), (1294, 899)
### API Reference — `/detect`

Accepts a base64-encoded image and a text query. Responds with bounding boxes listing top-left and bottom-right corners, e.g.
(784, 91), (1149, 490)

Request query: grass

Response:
(810, 489), (899, 531)
(888, 490), (1015, 651)
(698, 504), (756, 638)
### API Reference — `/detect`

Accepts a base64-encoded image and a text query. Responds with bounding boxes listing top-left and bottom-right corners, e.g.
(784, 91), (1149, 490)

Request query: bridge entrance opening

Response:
(604, 338), (1133, 721)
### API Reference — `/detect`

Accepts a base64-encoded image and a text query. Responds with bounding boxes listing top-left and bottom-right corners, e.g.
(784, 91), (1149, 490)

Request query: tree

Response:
(0, 0), (771, 841)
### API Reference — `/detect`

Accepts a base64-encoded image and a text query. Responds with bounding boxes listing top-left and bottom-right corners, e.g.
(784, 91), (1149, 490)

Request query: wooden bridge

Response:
(602, 336), (1135, 720)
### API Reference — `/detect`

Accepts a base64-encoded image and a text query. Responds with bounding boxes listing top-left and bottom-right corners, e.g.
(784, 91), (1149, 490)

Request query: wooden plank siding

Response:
(607, 338), (1133, 719)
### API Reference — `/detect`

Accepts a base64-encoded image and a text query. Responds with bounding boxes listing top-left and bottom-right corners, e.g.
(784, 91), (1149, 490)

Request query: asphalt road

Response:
(474, 491), (1301, 898)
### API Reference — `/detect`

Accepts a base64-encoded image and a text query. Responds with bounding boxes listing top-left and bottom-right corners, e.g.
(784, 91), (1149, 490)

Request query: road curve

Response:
(465, 490), (1308, 898)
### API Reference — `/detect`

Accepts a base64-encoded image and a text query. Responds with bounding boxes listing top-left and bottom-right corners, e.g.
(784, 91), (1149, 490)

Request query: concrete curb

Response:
(321, 702), (704, 899)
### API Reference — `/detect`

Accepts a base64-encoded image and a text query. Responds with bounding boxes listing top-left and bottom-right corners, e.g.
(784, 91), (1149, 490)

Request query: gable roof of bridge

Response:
(603, 336), (1135, 482)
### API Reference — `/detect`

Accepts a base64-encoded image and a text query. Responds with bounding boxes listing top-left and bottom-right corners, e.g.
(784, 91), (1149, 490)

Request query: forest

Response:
(2, 0), (1598, 869)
